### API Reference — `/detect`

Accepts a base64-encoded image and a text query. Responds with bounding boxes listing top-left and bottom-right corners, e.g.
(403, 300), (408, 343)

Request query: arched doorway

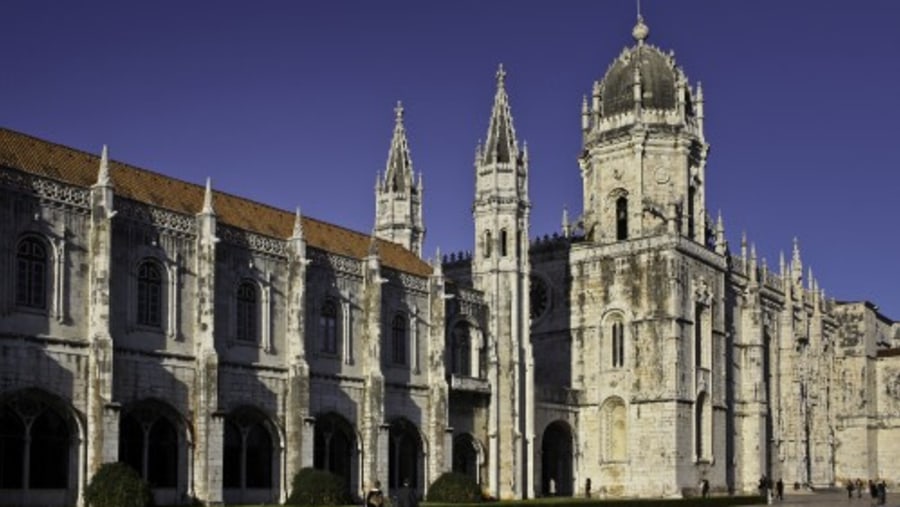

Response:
(314, 413), (357, 496)
(119, 400), (186, 504)
(452, 434), (481, 484)
(223, 407), (277, 504)
(388, 418), (422, 491)
(541, 421), (573, 496)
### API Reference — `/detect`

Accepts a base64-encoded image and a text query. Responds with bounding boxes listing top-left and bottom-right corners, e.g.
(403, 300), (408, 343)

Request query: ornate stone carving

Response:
(0, 168), (89, 209)
(118, 199), (196, 234)
(885, 370), (900, 401)
(398, 271), (427, 293)
(309, 249), (363, 276)
(219, 225), (287, 258)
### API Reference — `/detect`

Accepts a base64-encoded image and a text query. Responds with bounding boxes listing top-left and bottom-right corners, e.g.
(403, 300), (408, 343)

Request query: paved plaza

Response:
(735, 489), (896, 507)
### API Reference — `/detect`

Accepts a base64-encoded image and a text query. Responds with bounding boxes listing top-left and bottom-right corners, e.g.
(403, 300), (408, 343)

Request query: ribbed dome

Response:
(601, 45), (677, 117)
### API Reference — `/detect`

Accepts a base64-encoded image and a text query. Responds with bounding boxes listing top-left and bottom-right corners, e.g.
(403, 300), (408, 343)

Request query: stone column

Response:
(362, 242), (386, 492)
(285, 209), (311, 494)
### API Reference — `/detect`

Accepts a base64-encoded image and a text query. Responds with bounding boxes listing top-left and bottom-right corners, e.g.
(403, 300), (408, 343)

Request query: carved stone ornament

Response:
(885, 370), (900, 401)
(219, 225), (287, 258)
(118, 199), (196, 234)
(0, 168), (90, 209)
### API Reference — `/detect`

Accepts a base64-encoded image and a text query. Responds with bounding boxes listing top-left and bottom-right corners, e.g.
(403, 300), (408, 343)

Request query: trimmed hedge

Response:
(84, 462), (153, 507)
(288, 467), (351, 506)
(426, 472), (483, 503)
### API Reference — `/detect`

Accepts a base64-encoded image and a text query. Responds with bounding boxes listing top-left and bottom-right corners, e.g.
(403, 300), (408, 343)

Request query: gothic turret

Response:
(472, 65), (534, 499)
(578, 14), (709, 244)
(374, 101), (425, 256)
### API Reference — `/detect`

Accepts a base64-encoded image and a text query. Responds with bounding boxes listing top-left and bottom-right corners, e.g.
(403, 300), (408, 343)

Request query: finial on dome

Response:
(632, 14), (649, 43)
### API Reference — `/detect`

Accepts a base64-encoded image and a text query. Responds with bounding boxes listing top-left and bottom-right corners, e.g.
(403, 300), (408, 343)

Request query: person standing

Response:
(395, 479), (418, 507)
(848, 480), (855, 499)
(776, 478), (784, 501)
(856, 478), (863, 499)
(366, 481), (384, 507)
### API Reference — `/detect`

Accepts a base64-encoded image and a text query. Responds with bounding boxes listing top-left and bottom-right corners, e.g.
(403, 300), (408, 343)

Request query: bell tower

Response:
(375, 101), (425, 256)
(578, 15), (709, 244)
(472, 65), (535, 499)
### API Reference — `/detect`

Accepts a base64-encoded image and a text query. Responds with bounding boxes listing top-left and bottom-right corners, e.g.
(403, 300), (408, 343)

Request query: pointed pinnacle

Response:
(394, 100), (404, 124)
(292, 206), (304, 238)
(496, 63), (506, 87)
(202, 177), (214, 214)
(97, 144), (111, 185)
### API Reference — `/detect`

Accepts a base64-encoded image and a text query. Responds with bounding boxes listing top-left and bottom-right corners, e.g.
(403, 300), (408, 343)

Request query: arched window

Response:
(320, 300), (338, 354)
(137, 260), (163, 327)
(484, 230), (492, 259)
(236, 281), (257, 343)
(392, 314), (407, 365)
(16, 237), (47, 309)
(0, 396), (71, 489)
(119, 408), (178, 487)
(451, 322), (471, 376)
(224, 411), (273, 490)
(611, 321), (625, 368)
(616, 196), (628, 240)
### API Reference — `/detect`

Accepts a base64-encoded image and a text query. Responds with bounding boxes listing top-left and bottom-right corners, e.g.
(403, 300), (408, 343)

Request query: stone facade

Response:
(1, 15), (899, 507)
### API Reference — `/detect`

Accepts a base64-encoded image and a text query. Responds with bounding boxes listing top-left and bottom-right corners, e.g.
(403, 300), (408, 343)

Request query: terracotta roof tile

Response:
(0, 127), (433, 278)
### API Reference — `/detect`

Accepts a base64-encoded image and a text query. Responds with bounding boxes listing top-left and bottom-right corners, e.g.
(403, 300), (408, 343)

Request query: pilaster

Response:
(361, 240), (387, 491)
(426, 254), (450, 491)
(193, 178), (221, 503)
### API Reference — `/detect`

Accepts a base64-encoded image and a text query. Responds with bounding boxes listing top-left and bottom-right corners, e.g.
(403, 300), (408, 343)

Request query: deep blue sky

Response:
(3, 1), (899, 318)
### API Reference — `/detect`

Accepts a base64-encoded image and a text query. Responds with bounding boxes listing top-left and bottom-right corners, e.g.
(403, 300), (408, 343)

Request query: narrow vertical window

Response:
(484, 230), (492, 259)
(500, 229), (508, 257)
(16, 237), (47, 309)
(694, 303), (703, 369)
(616, 196), (628, 240)
(611, 321), (625, 367)
(236, 281), (257, 343)
(392, 314), (407, 365)
(688, 186), (696, 239)
(320, 300), (338, 354)
(451, 322), (471, 376)
(137, 261), (163, 327)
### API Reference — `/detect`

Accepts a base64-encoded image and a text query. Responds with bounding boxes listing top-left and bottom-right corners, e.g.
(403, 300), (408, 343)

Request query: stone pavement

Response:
(734, 489), (896, 507)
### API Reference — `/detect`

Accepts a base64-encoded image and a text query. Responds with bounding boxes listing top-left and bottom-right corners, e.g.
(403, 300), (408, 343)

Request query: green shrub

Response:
(426, 472), (482, 503)
(287, 467), (350, 506)
(84, 462), (153, 507)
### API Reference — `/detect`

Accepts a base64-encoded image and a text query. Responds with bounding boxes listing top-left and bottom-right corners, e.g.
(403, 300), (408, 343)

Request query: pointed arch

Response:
(136, 258), (164, 328)
(223, 406), (278, 501)
(235, 279), (259, 343)
(452, 433), (484, 484)
(314, 412), (357, 496)
(541, 420), (573, 496)
(119, 399), (189, 491)
(388, 418), (424, 492)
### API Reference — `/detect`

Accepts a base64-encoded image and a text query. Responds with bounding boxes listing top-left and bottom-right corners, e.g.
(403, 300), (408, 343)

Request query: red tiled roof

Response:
(0, 127), (433, 277)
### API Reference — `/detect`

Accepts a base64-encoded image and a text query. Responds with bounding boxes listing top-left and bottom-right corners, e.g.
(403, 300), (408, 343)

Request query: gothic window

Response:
(450, 321), (471, 376)
(0, 398), (70, 489)
(320, 300), (338, 354)
(500, 229), (508, 257)
(484, 230), (492, 259)
(391, 313), (407, 365)
(136, 260), (163, 327)
(16, 236), (48, 309)
(224, 411), (273, 490)
(616, 196), (628, 240)
(119, 408), (178, 488)
(236, 281), (258, 343)
(530, 276), (549, 321)
(611, 321), (625, 368)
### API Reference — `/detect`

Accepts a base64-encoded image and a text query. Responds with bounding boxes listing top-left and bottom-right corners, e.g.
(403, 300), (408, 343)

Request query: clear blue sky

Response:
(2, 1), (899, 318)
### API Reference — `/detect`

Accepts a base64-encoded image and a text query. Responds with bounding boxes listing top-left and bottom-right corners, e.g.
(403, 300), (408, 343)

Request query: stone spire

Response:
(383, 101), (415, 193)
(202, 177), (215, 215)
(714, 211), (726, 255)
(481, 64), (520, 165)
(374, 102), (425, 256)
